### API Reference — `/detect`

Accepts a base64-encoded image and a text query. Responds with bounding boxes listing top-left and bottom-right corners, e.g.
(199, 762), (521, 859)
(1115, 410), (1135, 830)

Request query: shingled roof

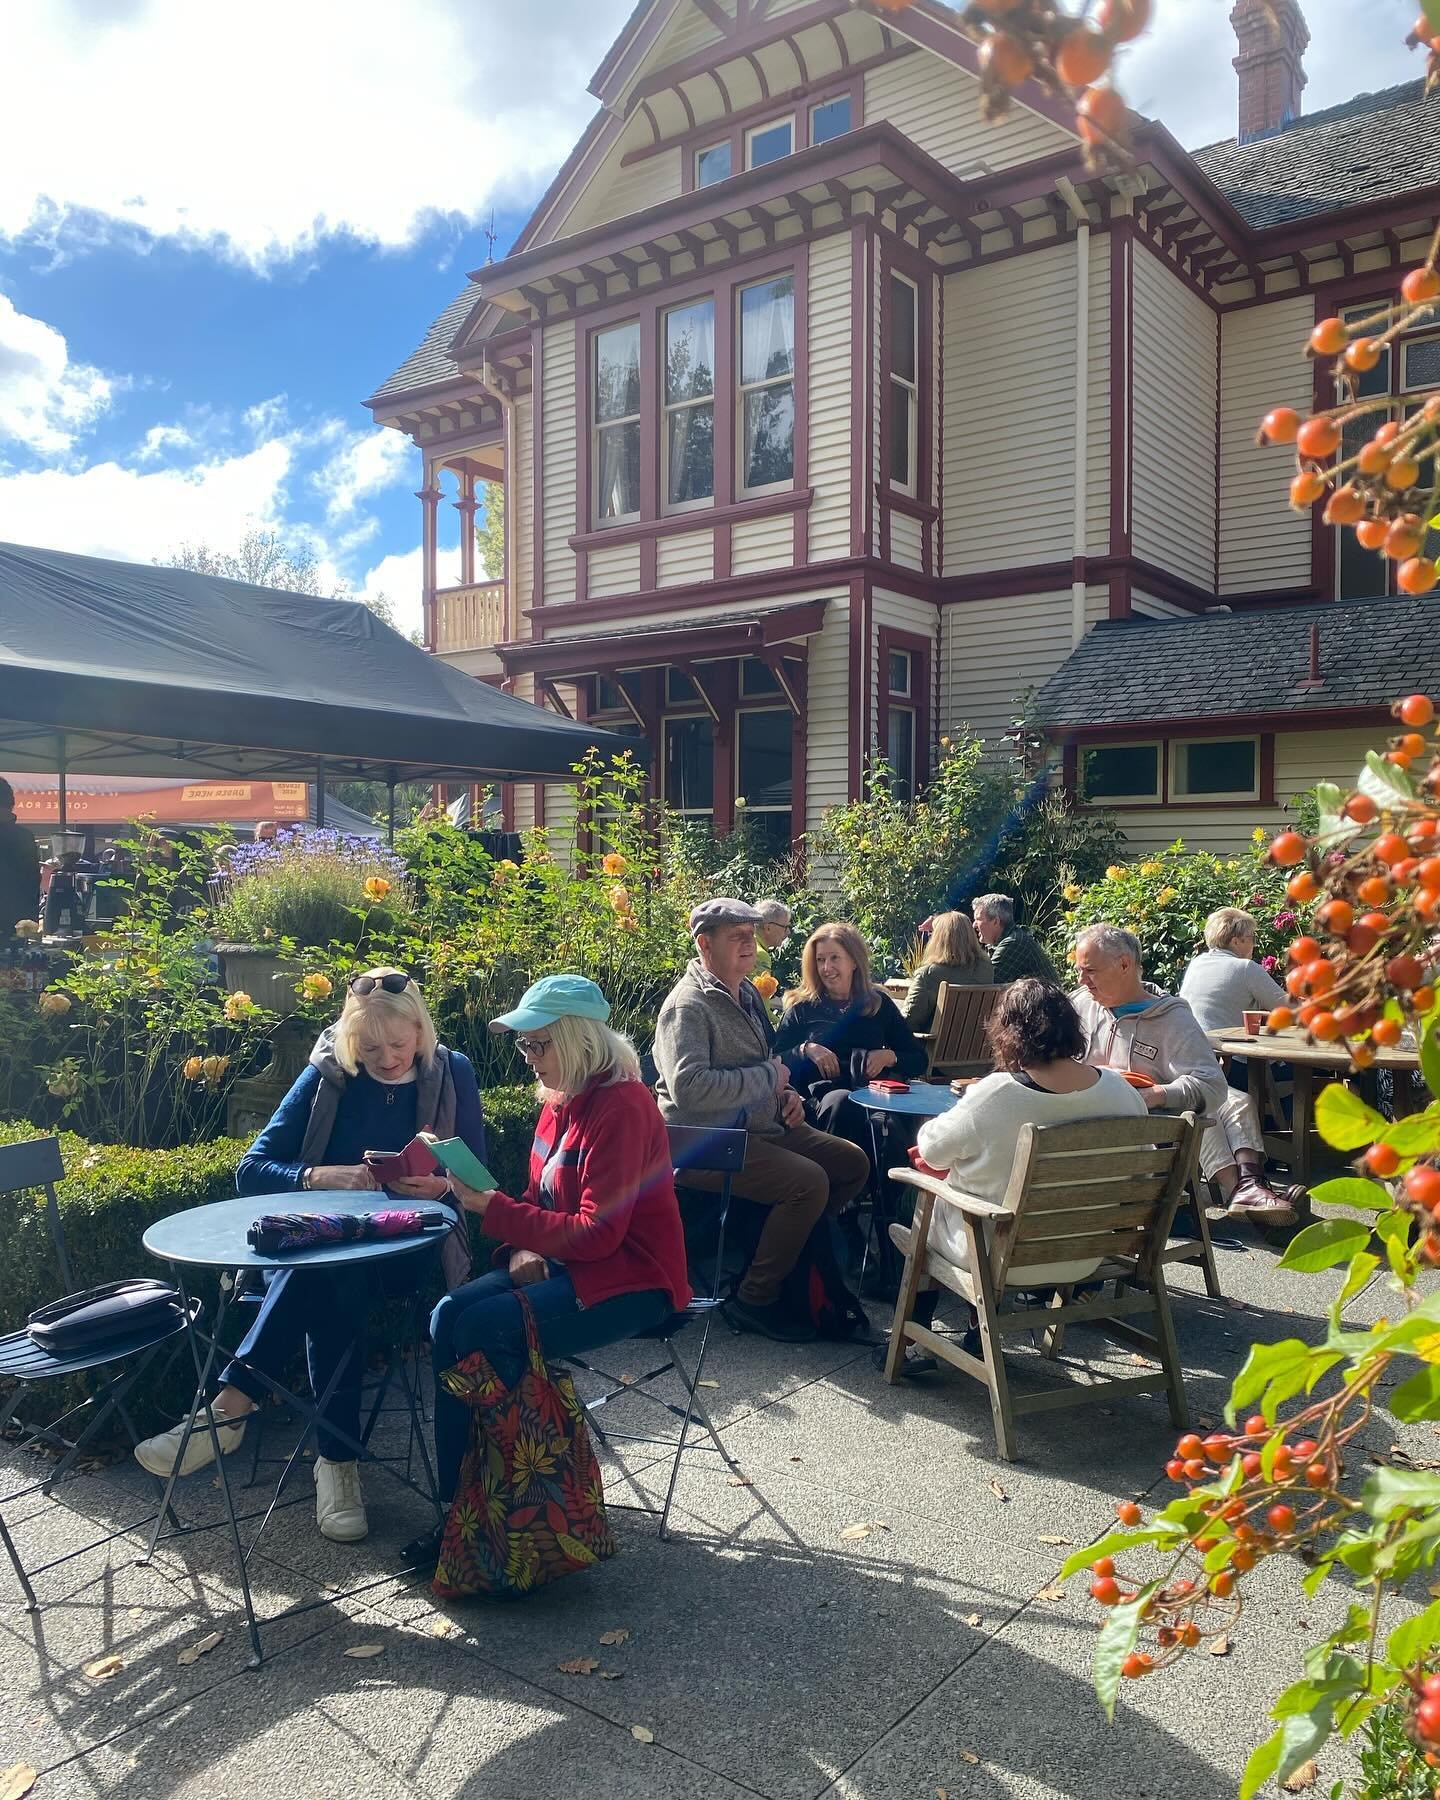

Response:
(368, 284), (482, 406)
(1034, 597), (1440, 730)
(1193, 79), (1440, 230)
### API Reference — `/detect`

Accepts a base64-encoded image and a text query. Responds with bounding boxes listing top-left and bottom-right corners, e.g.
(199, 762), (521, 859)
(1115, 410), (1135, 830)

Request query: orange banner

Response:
(12, 780), (311, 826)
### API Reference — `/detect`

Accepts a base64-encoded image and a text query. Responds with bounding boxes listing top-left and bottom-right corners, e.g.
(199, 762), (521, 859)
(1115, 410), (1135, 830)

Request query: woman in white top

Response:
(1178, 908), (1286, 1036)
(885, 979), (1146, 1376)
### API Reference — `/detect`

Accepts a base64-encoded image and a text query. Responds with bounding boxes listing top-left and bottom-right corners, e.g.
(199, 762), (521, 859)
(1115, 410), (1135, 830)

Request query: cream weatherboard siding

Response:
(807, 230), (852, 562)
(1099, 725), (1379, 855)
(942, 591), (1073, 746)
(731, 512), (793, 574)
(541, 320), (579, 606)
(871, 589), (939, 739)
(587, 540), (642, 598)
(1130, 245), (1218, 590)
(1085, 232), (1112, 557)
(564, 144), (683, 236)
(1131, 590), (1193, 620)
(1218, 297), (1314, 595)
(865, 53), (1073, 175)
(805, 593), (852, 832)
(890, 511), (924, 571)
(943, 244), (1077, 575)
(656, 530), (713, 587)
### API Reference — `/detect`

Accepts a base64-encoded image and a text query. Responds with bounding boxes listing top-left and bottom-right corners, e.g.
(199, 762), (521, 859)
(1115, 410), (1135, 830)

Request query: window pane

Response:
(1404, 334), (1440, 390)
(746, 811), (793, 859)
(887, 650), (910, 695)
(1177, 739), (1255, 797)
(596, 676), (624, 711)
(747, 119), (793, 169)
(741, 659), (781, 696)
(740, 276), (795, 385)
(811, 95), (852, 144)
(888, 379), (913, 488)
(696, 142), (731, 187)
(596, 421), (640, 521)
(742, 382), (795, 488)
(664, 300), (715, 404)
(666, 403), (714, 505)
(1082, 744), (1158, 800)
(887, 706), (916, 797)
(665, 716), (714, 810)
(890, 274), (917, 383)
(666, 668), (698, 704)
(737, 710), (793, 810)
(594, 323), (640, 422)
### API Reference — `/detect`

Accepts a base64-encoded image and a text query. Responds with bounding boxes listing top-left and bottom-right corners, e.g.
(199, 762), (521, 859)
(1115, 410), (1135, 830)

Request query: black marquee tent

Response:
(0, 543), (640, 812)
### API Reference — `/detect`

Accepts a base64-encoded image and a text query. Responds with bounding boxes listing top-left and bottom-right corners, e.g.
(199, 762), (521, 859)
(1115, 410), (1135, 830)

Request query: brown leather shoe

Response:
(1226, 1178), (1298, 1228)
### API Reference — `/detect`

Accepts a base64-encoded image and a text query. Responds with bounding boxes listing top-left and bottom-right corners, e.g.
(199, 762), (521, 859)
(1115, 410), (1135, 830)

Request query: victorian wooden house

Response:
(367, 0), (1440, 857)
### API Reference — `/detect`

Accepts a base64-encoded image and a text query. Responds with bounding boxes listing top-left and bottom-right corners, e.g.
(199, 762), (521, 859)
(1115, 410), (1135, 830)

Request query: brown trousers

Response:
(683, 1123), (871, 1307)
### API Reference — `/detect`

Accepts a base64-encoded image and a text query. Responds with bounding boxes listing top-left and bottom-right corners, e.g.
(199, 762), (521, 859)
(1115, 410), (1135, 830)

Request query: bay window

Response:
(663, 298), (715, 510)
(888, 273), (919, 494)
(593, 322), (641, 525)
(738, 274), (796, 494)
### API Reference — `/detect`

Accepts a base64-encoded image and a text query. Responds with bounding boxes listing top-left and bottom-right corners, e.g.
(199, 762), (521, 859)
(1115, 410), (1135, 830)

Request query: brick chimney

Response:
(1230, 0), (1309, 142)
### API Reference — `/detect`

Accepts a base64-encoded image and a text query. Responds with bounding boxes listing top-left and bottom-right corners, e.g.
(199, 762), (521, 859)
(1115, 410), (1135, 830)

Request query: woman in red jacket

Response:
(405, 975), (690, 1570)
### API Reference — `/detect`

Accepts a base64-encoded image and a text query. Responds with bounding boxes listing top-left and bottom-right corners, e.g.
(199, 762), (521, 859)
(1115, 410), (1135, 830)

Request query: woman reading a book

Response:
(402, 973), (690, 1573)
(134, 967), (485, 1547)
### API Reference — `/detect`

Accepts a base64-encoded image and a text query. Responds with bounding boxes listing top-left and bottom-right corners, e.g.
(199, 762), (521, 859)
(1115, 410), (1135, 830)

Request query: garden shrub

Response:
(209, 826), (412, 947)
(1052, 831), (1311, 993)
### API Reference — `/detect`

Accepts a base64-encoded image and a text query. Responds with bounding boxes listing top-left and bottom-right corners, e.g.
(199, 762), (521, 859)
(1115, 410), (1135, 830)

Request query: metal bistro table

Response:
(140, 1192), (457, 1667)
(1208, 1027), (1423, 1189)
(850, 1082), (959, 1291)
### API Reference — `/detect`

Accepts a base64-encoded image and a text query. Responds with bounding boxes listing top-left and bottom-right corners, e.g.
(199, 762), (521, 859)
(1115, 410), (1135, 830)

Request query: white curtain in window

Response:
(740, 277), (794, 385)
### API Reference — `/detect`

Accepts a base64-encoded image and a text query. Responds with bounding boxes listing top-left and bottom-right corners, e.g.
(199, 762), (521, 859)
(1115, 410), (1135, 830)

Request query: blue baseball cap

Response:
(490, 974), (611, 1033)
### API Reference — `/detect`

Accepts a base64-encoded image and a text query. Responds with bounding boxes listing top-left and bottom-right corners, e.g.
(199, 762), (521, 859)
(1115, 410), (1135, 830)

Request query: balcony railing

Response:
(433, 580), (505, 655)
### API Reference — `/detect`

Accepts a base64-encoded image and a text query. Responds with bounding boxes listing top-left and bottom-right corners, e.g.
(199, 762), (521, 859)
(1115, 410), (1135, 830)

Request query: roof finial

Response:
(483, 210), (498, 266)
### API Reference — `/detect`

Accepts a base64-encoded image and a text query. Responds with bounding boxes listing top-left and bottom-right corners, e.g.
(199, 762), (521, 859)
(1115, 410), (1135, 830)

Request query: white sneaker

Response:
(314, 1458), (368, 1542)
(134, 1410), (246, 1478)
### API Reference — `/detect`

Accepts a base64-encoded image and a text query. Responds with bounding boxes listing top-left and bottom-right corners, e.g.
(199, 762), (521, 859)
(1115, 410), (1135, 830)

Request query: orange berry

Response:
(1317, 898), (1354, 934)
(1115, 1499), (1141, 1525)
(1286, 870), (1320, 902)
(1289, 471), (1325, 508)
(1375, 832), (1410, 866)
(1296, 415), (1341, 459)
(1095, 0), (1150, 40)
(1289, 936), (1323, 964)
(1357, 440), (1393, 477)
(1400, 693), (1436, 727)
(1385, 517), (1426, 560)
(1358, 875), (1393, 906)
(1352, 1043), (1376, 1070)
(1399, 557), (1439, 595)
(1091, 1575), (1121, 1605)
(1270, 831), (1308, 867)
(1303, 958), (1337, 994)
(1345, 337), (1383, 372)
(1366, 1140), (1401, 1175)
(1323, 484), (1366, 525)
(1260, 406), (1301, 445)
(1210, 1570), (1236, 1598)
(1121, 1651), (1152, 1679)
(1387, 953), (1427, 988)
(1355, 516), (1389, 547)
(979, 31), (1034, 85)
(1401, 734), (1429, 759)
(1310, 1010), (1343, 1042)
(1388, 456), (1423, 491)
(1267, 1503), (1296, 1533)
(1266, 1006), (1295, 1031)
(1055, 25), (1111, 85)
(1418, 887), (1440, 920)
(1389, 751), (1415, 769)
(1343, 793), (1378, 823)
(1414, 984), (1436, 1009)
(1309, 317), (1348, 356)
(1405, 1164), (1440, 1208)
(1373, 1017), (1403, 1047)
(1403, 266), (1440, 305)
(1076, 84), (1125, 144)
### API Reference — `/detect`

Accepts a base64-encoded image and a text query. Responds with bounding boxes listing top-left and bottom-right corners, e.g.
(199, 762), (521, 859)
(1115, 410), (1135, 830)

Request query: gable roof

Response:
(367, 284), (484, 406)
(1193, 79), (1440, 230)
(1033, 596), (1438, 730)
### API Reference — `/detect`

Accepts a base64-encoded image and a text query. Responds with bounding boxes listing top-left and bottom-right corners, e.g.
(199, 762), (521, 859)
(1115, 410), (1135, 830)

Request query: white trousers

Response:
(1199, 1085), (1263, 1181)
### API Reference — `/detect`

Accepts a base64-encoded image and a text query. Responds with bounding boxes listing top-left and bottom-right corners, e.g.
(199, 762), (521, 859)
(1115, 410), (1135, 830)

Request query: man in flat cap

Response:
(653, 899), (869, 1341)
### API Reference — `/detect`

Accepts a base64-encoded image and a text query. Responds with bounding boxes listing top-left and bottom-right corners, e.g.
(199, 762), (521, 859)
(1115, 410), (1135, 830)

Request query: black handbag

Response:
(27, 1279), (184, 1353)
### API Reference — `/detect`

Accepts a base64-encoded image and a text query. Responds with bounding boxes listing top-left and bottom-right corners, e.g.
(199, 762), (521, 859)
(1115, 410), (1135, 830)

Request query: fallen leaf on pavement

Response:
(990, 1479), (1009, 1503)
(1, 1766), (38, 1800)
(1036, 1535), (1070, 1546)
(960, 1750), (982, 1765)
(344, 1644), (384, 1659)
(1035, 1584), (1065, 1603)
(428, 1618), (457, 1639)
(789, 1455), (802, 1462)
(177, 1631), (223, 1666)
(599, 1628), (630, 1646)
(727, 1475), (752, 1487)
(84, 1655), (123, 1682)
(840, 1523), (875, 1541)
(557, 1657), (600, 1675)
(631, 1725), (654, 1743)
(600, 1670), (625, 1681)
(936, 1788), (950, 1799)
(1282, 1760), (1317, 1791)
(1207, 1635), (1231, 1658)
(1126, 1353), (1151, 1366)
(965, 1611), (983, 1627)
(697, 1380), (720, 1389)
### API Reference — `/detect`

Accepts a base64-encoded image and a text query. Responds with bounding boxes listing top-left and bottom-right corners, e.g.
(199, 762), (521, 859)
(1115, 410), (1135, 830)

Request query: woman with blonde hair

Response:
(902, 909), (993, 1031)
(402, 974), (690, 1571)
(774, 923), (927, 1146)
(135, 967), (486, 1546)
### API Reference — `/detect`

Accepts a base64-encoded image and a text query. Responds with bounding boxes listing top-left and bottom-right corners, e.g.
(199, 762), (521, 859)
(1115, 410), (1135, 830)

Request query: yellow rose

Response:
(1155, 886), (1179, 905)
(299, 972), (334, 1002)
(1139, 860), (1163, 877)
(752, 970), (779, 999)
(601, 852), (629, 877)
(37, 990), (72, 1016)
(201, 1054), (230, 1084)
(608, 884), (632, 914)
(223, 990), (254, 1022)
(47, 1072), (79, 1099)
(183, 1055), (204, 1081)
(14, 919), (40, 939)
(1062, 883), (1083, 904)
(618, 912), (642, 933)
(363, 876), (391, 903)
(1105, 865), (1126, 882)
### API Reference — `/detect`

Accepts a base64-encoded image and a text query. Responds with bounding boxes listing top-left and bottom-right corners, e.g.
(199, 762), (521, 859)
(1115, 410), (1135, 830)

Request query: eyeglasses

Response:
(349, 973), (413, 996)
(514, 1035), (553, 1057)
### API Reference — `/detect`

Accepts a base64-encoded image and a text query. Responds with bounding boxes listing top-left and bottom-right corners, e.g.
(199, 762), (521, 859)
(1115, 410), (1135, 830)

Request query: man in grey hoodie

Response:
(653, 899), (870, 1341)
(1072, 924), (1299, 1226)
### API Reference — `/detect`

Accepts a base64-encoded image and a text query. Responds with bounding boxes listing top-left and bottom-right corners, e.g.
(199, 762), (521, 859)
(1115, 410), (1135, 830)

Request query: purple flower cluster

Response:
(223, 828), (406, 882)
(1272, 910), (1298, 929)
(1261, 955), (1279, 973)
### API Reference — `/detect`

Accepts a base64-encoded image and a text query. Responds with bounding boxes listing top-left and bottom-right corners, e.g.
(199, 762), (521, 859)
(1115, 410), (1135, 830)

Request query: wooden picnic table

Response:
(1206, 1028), (1421, 1187)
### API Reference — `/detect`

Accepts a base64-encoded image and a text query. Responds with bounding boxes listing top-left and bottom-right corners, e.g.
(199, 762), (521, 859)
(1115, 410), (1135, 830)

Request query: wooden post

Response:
(417, 478), (443, 651)
(456, 469), (478, 588)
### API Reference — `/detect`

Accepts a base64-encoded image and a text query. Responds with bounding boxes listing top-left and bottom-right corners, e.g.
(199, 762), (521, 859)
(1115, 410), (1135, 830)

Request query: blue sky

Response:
(0, 0), (1416, 641)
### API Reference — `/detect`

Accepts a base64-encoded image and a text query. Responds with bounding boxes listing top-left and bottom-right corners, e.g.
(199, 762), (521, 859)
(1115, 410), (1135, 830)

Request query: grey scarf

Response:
(300, 1027), (472, 1289)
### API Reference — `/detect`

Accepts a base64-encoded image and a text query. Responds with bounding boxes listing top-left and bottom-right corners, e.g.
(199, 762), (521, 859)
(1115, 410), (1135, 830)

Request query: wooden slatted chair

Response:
(883, 1112), (1199, 1461)
(920, 982), (1006, 1080)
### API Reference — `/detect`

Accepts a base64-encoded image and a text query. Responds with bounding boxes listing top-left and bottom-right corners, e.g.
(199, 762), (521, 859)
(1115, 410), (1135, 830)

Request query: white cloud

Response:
(317, 427), (413, 521)
(0, 290), (114, 458)
(357, 544), (460, 645)
(0, 0), (633, 268)
(134, 421), (195, 463)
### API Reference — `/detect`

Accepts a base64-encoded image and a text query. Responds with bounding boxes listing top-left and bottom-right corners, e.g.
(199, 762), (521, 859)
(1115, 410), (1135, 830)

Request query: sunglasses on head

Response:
(349, 973), (413, 996)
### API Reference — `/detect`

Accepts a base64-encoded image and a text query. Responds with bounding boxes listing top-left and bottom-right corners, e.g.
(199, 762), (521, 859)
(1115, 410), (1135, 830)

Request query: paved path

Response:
(0, 1217), (1428, 1799)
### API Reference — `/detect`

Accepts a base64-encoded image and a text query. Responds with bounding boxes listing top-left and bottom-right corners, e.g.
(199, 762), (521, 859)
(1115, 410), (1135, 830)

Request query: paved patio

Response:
(0, 1219), (1427, 1800)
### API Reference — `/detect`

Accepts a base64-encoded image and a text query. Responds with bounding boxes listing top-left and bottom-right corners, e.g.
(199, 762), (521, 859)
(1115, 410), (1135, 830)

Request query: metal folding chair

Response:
(566, 1124), (747, 1539)
(0, 1135), (195, 1609)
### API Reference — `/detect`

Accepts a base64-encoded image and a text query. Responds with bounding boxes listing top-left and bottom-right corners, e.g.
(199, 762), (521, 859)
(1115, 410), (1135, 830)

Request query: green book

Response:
(417, 1132), (499, 1193)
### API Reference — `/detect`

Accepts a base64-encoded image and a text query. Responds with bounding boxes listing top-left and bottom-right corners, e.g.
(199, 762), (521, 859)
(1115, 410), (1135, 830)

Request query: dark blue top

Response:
(235, 1051), (486, 1196)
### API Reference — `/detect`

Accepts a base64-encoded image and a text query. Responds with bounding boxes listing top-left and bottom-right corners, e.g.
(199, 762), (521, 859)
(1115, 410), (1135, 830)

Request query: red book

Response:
(362, 1137), (441, 1184)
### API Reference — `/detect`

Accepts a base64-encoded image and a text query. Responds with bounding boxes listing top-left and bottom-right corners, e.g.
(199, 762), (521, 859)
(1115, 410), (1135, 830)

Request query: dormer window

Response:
(810, 94), (852, 144)
(745, 117), (794, 170)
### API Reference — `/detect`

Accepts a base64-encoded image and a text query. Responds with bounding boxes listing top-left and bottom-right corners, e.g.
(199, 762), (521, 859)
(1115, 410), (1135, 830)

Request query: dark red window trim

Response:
(1066, 729), (1276, 810)
(876, 626), (932, 793)
(877, 235), (935, 571)
(678, 73), (864, 196)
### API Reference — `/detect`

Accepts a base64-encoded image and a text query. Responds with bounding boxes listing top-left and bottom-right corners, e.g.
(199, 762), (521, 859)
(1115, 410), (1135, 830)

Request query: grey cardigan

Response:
(653, 960), (785, 1139)
(902, 957), (993, 1030)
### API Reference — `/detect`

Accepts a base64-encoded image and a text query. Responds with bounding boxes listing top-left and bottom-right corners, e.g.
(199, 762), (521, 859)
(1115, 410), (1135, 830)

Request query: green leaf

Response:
(1361, 1466), (1440, 1519)
(1280, 1218), (1371, 1273)
(1422, 1024), (1440, 1105)
(1093, 1585), (1154, 1723)
(1389, 1363), (1440, 1422)
(1379, 1111), (1440, 1157)
(1423, 0), (1440, 41)
(1387, 1598), (1440, 1667)
(1057, 1528), (1183, 1579)
(1230, 1338), (1319, 1414)
(1313, 781), (1362, 851)
(1338, 1249), (1382, 1306)
(1377, 1208), (1414, 1281)
(1314, 1084), (1388, 1152)
(1359, 746), (1417, 809)
(1311, 1176), (1396, 1214)
(1241, 1712), (1333, 1800)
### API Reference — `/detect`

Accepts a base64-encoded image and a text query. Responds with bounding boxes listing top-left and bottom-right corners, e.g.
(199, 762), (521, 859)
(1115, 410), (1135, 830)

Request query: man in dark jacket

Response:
(0, 778), (40, 940)
(972, 892), (1060, 985)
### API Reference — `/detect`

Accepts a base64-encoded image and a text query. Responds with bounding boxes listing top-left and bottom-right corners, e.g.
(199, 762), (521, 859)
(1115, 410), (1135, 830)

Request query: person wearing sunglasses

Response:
(402, 974), (690, 1573)
(135, 965), (486, 1546)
